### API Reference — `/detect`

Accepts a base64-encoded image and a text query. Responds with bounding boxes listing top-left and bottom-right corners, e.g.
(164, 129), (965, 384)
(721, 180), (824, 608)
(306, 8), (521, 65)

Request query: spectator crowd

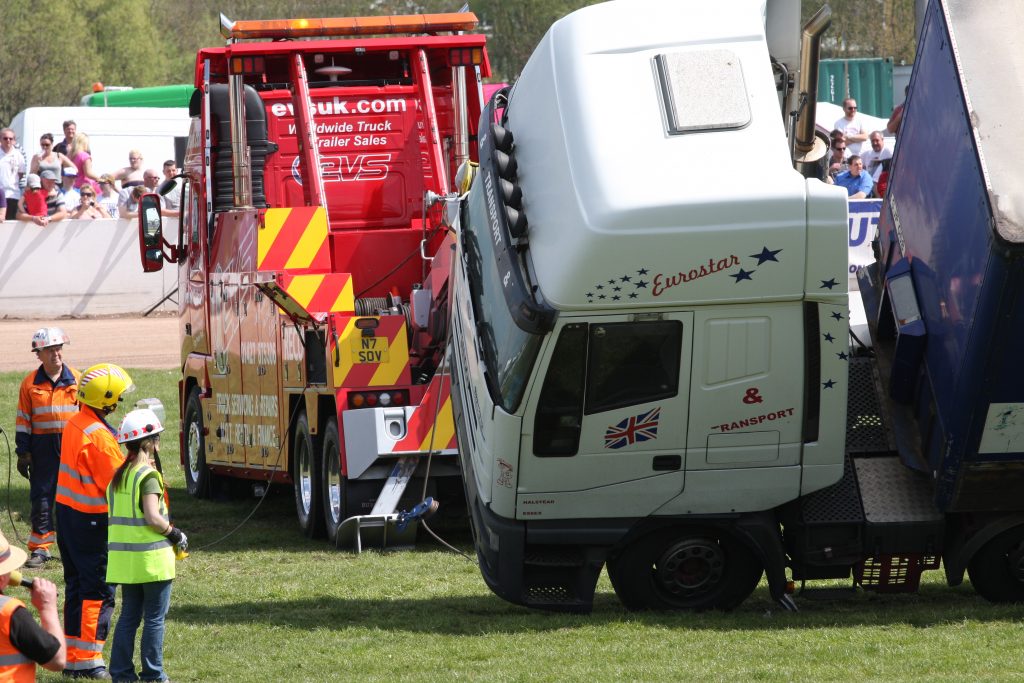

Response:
(826, 96), (901, 200)
(0, 120), (181, 225)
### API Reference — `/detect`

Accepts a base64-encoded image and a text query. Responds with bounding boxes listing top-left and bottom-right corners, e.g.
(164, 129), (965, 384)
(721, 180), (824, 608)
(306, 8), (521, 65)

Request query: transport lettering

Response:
(712, 407), (795, 432)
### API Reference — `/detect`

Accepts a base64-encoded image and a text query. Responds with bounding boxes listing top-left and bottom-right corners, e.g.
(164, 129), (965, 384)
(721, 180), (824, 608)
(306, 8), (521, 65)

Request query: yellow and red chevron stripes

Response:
(278, 273), (354, 315)
(392, 374), (457, 453)
(331, 315), (411, 388)
(258, 206), (331, 272)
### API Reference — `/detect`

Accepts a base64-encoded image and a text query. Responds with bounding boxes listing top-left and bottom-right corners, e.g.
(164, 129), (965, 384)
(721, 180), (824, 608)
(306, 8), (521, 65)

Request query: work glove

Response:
(16, 453), (31, 480)
(166, 526), (188, 554)
(176, 530), (189, 554)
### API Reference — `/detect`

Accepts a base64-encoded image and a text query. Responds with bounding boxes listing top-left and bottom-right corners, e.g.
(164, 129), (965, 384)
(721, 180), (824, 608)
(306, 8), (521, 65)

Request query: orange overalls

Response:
(15, 365), (80, 556)
(55, 406), (125, 675)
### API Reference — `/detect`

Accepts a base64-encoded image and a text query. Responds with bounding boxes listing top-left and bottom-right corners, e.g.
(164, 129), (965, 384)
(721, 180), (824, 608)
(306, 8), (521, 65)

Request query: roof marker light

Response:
(220, 12), (478, 41)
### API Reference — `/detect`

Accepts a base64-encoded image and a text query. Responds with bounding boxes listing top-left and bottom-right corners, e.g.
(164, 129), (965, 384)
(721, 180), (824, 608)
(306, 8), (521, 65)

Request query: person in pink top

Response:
(68, 133), (101, 193)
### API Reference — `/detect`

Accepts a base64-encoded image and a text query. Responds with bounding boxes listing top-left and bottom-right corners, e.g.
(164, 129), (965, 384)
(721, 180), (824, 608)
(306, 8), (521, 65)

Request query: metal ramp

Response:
(337, 456), (419, 552)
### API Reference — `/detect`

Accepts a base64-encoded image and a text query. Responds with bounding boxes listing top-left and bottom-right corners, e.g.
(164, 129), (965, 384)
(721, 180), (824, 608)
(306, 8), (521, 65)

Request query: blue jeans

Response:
(109, 580), (172, 682)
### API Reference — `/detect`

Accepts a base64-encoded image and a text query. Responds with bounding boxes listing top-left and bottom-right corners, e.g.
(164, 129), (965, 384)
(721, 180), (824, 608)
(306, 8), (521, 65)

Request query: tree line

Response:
(0, 0), (916, 125)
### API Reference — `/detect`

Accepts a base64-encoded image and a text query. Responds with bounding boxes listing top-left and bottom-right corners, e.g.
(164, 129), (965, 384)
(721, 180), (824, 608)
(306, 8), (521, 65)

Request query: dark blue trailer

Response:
(858, 0), (1024, 601)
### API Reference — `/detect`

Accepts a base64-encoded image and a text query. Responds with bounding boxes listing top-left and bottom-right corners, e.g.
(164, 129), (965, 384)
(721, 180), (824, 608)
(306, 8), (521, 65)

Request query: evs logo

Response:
(290, 154), (391, 185)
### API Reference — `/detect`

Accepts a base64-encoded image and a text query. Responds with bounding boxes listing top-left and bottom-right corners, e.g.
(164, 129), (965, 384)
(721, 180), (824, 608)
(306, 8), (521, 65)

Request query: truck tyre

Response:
(320, 417), (348, 544)
(967, 526), (1024, 603)
(608, 527), (762, 611)
(183, 387), (213, 498)
(293, 412), (324, 538)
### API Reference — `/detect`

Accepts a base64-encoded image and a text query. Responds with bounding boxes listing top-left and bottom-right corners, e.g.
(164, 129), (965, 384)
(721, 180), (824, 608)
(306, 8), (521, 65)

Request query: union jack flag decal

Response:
(604, 408), (661, 450)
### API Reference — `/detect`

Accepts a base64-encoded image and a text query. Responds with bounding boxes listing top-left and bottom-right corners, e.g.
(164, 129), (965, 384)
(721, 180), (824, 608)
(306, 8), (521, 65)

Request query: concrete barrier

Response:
(0, 218), (177, 319)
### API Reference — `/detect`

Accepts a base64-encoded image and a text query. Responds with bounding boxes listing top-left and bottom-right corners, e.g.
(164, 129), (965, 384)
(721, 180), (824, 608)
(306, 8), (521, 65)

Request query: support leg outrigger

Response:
(336, 455), (437, 552)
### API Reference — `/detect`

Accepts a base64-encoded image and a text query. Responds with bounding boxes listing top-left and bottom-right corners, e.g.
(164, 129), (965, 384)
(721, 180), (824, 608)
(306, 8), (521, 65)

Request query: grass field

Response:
(1, 368), (1022, 682)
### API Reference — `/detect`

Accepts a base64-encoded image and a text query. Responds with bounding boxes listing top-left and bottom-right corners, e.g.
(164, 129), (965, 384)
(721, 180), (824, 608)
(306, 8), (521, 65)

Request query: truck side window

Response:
(533, 324), (587, 456)
(585, 321), (682, 415)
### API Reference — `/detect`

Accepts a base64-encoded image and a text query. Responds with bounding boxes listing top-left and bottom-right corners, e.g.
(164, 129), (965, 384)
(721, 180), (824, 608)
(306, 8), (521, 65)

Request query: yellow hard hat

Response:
(78, 363), (135, 411)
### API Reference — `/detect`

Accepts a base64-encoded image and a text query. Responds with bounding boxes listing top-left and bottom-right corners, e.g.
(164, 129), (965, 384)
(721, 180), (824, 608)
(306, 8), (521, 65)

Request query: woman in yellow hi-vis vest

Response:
(106, 409), (187, 683)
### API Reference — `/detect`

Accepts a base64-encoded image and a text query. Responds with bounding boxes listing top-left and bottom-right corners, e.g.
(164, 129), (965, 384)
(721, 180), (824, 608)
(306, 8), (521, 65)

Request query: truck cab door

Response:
(516, 313), (694, 520)
(182, 182), (210, 355)
(207, 211), (257, 466)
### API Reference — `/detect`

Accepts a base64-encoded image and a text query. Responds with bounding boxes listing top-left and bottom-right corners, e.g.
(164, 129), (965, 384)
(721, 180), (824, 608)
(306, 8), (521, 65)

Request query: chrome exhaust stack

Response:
(793, 5), (832, 178)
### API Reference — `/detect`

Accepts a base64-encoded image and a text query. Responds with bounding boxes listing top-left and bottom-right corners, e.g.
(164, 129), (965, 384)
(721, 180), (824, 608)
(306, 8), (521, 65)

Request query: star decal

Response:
(837, 351), (849, 360)
(822, 379), (836, 389)
(820, 278), (838, 290)
(750, 246), (782, 265)
(583, 269), (652, 300)
(823, 332), (836, 343)
(731, 268), (754, 283)
(831, 311), (844, 321)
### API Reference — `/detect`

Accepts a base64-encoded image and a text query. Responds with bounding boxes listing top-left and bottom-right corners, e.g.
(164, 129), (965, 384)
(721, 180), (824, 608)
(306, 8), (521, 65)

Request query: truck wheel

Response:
(293, 412), (324, 538)
(967, 526), (1024, 603)
(320, 417), (348, 544)
(183, 387), (212, 498)
(608, 528), (762, 611)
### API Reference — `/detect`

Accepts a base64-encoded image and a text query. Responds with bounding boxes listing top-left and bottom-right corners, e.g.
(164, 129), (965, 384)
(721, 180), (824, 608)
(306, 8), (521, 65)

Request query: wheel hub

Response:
(298, 448), (312, 512)
(656, 537), (725, 597)
(187, 422), (201, 475)
(326, 461), (342, 524)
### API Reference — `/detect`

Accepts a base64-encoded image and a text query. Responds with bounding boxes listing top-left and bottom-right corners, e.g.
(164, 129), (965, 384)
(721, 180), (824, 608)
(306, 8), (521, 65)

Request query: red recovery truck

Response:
(137, 11), (489, 547)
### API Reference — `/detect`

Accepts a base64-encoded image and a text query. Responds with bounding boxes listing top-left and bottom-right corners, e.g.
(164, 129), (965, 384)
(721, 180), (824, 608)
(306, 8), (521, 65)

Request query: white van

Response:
(9, 106), (190, 178)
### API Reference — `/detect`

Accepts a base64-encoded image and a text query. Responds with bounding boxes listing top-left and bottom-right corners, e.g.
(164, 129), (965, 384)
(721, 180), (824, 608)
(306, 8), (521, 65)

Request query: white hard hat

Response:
(118, 408), (164, 444)
(31, 327), (69, 352)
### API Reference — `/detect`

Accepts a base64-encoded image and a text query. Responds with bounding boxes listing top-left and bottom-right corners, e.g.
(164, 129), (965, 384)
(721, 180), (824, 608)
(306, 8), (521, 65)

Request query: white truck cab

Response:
(451, 0), (848, 612)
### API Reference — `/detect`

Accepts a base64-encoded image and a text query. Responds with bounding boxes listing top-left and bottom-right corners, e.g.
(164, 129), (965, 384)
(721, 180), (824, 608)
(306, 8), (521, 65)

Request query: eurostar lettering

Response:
(712, 407), (795, 432)
(652, 255), (740, 296)
(270, 98), (407, 118)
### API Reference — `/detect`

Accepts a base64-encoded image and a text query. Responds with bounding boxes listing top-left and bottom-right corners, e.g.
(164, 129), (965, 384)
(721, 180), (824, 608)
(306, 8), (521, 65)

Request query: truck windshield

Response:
(461, 179), (543, 413)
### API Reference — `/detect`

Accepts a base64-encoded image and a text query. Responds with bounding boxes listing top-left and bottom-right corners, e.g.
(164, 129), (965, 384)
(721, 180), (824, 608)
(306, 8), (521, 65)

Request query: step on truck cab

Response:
(451, 0), (1024, 613)
(137, 11), (490, 546)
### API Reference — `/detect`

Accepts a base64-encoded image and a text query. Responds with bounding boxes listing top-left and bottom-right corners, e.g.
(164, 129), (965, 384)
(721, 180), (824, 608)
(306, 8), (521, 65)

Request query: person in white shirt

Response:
(834, 98), (869, 156)
(160, 160), (181, 218)
(860, 131), (893, 183)
(0, 128), (27, 220)
(60, 169), (81, 212)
